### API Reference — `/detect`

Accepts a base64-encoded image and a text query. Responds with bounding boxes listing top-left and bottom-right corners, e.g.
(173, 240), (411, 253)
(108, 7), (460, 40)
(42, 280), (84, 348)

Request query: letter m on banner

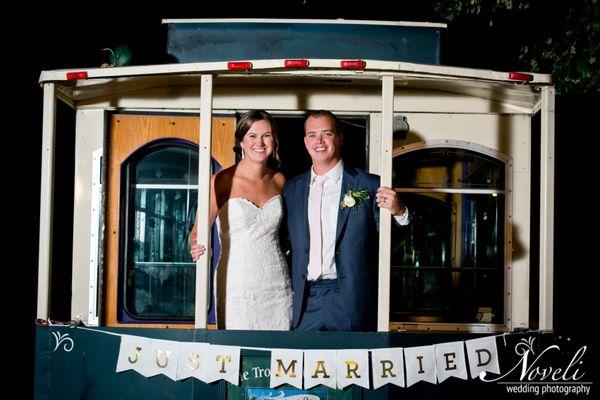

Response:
(270, 349), (303, 389)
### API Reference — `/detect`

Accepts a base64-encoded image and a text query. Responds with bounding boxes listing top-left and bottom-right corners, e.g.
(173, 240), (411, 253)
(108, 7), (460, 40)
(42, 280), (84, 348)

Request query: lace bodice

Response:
(215, 195), (292, 330)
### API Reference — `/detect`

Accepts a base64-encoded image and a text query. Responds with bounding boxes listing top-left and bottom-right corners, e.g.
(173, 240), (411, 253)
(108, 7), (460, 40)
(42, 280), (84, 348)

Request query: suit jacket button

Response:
(304, 248), (309, 253)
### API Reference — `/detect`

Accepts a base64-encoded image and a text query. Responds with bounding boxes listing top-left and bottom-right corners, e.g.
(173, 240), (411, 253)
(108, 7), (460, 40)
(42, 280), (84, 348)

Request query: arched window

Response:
(119, 140), (217, 321)
(391, 142), (510, 327)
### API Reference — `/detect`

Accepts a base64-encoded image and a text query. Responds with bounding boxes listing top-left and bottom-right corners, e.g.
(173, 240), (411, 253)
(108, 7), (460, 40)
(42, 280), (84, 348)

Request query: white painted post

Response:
(195, 75), (213, 329)
(377, 76), (394, 332)
(37, 83), (57, 320)
(539, 86), (555, 331)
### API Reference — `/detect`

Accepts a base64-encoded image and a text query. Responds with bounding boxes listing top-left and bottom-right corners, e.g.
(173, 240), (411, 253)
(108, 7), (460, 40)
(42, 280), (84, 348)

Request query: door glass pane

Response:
(123, 143), (198, 320)
(131, 187), (197, 318)
(393, 147), (504, 189)
(135, 145), (198, 184)
(390, 268), (504, 324)
(391, 147), (506, 325)
(392, 193), (505, 269)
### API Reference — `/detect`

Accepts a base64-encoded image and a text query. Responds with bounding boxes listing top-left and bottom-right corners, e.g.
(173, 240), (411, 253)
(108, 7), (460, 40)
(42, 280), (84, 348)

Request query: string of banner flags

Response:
(107, 330), (507, 390)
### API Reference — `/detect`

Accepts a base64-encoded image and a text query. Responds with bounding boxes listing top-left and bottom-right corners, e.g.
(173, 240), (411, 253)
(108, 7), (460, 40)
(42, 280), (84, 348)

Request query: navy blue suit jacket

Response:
(283, 164), (381, 331)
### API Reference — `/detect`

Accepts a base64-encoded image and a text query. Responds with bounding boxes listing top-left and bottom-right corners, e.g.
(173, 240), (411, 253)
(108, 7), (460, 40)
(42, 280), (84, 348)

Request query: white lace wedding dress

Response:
(215, 194), (292, 330)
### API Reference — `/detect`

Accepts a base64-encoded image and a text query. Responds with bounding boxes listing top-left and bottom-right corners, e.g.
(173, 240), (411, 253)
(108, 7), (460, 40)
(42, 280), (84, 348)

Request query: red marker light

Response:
(285, 59), (310, 68)
(66, 71), (88, 80)
(508, 72), (534, 82)
(227, 62), (253, 70)
(341, 60), (366, 70)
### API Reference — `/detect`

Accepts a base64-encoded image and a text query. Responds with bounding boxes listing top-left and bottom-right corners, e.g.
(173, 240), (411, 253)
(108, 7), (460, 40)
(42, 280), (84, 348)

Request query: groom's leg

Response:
(295, 281), (326, 331)
(325, 281), (352, 331)
(296, 279), (351, 331)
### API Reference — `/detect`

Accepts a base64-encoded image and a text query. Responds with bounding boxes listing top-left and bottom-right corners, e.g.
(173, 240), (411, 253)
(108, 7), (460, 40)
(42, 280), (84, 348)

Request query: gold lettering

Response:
(187, 352), (200, 371)
(345, 360), (361, 379)
(417, 356), (425, 374)
(276, 359), (297, 378)
(311, 361), (331, 379)
(128, 346), (142, 364)
(476, 349), (492, 367)
(156, 350), (171, 369)
(444, 352), (457, 371)
(216, 355), (232, 373)
(380, 360), (396, 378)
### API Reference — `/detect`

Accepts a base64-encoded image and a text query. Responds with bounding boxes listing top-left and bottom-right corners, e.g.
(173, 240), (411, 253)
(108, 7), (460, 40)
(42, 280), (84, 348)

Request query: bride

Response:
(190, 110), (292, 330)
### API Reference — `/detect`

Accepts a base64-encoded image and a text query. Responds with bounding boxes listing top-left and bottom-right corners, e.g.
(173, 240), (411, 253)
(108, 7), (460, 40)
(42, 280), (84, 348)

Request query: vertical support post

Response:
(539, 86), (555, 331)
(195, 75), (213, 329)
(37, 83), (57, 320)
(377, 76), (394, 332)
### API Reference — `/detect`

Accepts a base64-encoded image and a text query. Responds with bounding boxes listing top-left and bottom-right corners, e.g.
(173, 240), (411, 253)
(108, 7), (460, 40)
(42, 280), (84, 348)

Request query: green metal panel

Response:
(35, 326), (571, 399)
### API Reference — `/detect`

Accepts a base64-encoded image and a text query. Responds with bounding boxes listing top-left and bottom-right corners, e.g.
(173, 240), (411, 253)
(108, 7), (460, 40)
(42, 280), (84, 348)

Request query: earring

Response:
(241, 148), (245, 159)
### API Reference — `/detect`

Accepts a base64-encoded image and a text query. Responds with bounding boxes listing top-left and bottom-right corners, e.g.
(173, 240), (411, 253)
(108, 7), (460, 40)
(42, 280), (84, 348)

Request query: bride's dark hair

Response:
(233, 110), (281, 169)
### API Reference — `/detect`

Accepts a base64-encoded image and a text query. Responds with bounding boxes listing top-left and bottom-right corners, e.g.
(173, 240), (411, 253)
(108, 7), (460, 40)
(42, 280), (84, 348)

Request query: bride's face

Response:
(240, 119), (275, 163)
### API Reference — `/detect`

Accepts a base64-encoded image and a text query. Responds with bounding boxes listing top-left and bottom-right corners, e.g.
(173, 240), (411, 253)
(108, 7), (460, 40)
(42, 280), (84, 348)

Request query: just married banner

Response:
(115, 334), (501, 389)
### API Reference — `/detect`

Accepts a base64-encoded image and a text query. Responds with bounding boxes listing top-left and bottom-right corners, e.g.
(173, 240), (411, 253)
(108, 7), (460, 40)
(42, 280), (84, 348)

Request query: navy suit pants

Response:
(295, 279), (352, 331)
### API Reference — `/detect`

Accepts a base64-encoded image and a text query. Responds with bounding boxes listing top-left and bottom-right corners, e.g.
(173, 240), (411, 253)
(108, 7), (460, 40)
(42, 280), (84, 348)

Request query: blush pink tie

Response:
(307, 175), (327, 281)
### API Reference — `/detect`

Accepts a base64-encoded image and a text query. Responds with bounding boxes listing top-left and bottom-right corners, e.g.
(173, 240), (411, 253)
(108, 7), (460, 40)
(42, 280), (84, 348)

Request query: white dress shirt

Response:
(307, 160), (410, 281)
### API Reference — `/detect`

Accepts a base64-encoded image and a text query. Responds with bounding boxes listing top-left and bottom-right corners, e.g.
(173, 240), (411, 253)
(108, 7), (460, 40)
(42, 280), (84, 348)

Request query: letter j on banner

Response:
(116, 335), (152, 377)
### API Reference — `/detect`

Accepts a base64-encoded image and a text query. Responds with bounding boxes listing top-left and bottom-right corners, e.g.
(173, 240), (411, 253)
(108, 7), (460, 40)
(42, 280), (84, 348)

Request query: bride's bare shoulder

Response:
(272, 171), (286, 191)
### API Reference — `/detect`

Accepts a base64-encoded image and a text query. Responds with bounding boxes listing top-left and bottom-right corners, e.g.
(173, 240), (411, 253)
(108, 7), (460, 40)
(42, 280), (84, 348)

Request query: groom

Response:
(284, 110), (409, 332)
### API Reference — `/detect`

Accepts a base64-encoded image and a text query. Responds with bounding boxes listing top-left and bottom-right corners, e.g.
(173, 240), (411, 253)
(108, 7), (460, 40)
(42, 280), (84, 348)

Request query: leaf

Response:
(530, 59), (538, 69)
(577, 62), (589, 75)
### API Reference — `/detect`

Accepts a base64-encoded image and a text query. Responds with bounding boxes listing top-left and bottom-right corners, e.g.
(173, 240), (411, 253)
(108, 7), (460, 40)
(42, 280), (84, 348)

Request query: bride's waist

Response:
(219, 233), (281, 244)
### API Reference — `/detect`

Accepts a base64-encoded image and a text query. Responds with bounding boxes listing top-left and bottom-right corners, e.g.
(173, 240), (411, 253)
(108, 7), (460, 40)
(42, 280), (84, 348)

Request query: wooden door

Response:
(105, 114), (235, 328)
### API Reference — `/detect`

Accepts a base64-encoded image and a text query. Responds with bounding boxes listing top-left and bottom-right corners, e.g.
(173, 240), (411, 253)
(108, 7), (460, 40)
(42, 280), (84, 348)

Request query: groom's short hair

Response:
(304, 110), (342, 135)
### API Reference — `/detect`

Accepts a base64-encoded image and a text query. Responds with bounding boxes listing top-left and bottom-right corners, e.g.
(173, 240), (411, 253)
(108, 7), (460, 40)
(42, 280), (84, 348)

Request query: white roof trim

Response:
(39, 59), (552, 85)
(161, 18), (447, 29)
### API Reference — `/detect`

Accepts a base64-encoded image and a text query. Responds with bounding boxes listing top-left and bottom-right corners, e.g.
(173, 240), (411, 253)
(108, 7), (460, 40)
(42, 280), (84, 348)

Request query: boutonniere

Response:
(340, 188), (370, 210)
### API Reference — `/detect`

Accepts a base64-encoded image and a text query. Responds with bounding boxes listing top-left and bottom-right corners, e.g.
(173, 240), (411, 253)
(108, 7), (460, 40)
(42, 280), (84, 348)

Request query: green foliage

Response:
(434, 0), (599, 95)
(435, 0), (530, 25)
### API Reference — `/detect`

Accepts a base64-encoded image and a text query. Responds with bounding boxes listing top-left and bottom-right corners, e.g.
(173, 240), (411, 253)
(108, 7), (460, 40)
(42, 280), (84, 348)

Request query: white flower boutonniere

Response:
(340, 188), (370, 210)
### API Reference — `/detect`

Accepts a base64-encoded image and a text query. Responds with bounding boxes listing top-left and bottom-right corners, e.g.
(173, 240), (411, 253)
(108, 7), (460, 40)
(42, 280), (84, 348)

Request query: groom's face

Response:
(304, 115), (343, 166)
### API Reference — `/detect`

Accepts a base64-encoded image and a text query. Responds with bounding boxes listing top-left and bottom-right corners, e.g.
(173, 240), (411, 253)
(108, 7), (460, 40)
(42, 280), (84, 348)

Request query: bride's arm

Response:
(190, 175), (218, 261)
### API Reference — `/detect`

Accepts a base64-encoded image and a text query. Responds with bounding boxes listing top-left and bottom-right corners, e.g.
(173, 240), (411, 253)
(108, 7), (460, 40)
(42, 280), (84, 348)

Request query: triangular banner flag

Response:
(404, 345), (437, 387)
(115, 335), (152, 376)
(371, 347), (405, 389)
(435, 341), (468, 383)
(270, 349), (304, 389)
(177, 342), (209, 382)
(142, 339), (181, 380)
(206, 345), (241, 385)
(336, 349), (370, 389)
(304, 350), (337, 389)
(465, 336), (500, 379)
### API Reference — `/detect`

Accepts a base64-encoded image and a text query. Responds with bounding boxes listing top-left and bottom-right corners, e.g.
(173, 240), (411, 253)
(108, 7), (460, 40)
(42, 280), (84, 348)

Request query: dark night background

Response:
(8, 1), (597, 397)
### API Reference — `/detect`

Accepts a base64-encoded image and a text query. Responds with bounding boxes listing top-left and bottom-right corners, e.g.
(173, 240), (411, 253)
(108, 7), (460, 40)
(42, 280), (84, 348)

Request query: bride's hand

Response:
(190, 244), (206, 262)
